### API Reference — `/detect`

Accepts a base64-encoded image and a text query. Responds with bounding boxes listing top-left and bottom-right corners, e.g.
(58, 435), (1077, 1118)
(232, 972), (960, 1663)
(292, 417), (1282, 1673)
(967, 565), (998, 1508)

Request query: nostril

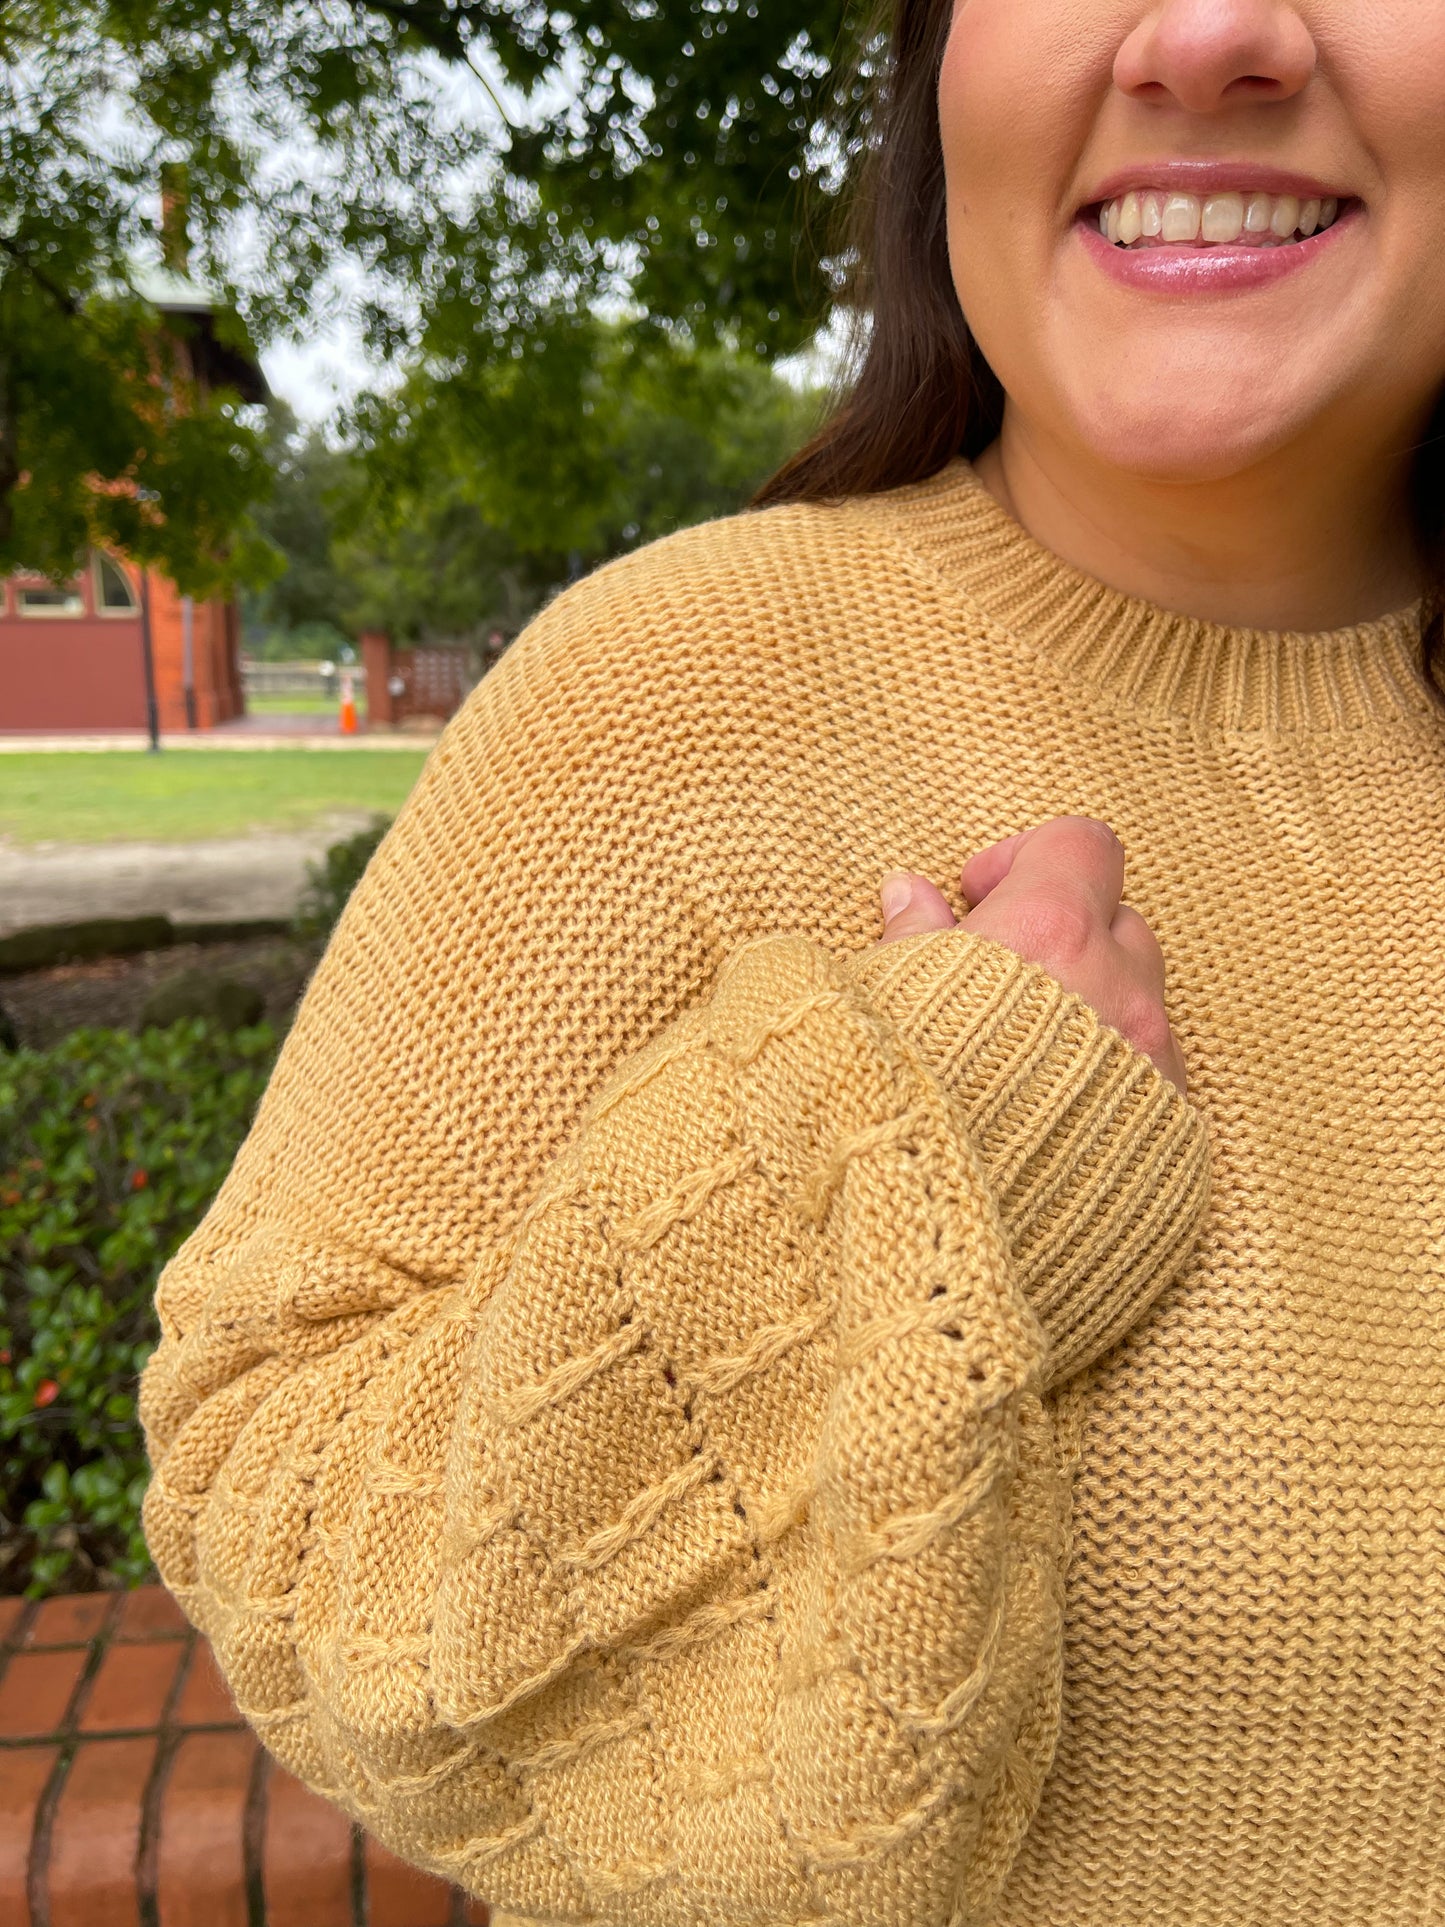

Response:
(1224, 75), (1286, 98)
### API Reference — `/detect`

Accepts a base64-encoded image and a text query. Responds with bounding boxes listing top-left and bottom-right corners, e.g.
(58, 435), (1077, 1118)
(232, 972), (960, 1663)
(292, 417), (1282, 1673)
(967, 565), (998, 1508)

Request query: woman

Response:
(139, 2), (1445, 1923)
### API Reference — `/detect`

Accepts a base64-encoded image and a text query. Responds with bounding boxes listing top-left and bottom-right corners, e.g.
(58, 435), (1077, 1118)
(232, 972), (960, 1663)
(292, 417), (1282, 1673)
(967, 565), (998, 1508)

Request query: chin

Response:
(1063, 384), (1309, 486)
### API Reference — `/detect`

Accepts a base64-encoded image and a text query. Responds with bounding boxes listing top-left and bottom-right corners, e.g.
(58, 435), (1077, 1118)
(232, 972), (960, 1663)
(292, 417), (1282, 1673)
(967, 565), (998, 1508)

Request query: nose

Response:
(1113, 0), (1317, 113)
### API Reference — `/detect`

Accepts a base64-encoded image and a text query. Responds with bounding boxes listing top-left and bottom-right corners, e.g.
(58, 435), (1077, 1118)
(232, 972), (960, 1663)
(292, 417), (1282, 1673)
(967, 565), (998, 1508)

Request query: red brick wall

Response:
(0, 568), (150, 730)
(0, 562), (244, 732)
(145, 574), (245, 730)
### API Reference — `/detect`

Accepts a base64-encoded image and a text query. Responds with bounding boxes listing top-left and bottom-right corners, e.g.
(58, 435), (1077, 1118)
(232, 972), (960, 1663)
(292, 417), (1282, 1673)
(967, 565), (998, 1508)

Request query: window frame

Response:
(92, 552), (140, 617)
(14, 579), (87, 619)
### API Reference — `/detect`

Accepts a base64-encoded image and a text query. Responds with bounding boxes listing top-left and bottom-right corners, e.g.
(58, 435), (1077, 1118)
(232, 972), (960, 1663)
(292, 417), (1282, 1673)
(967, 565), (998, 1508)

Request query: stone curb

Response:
(0, 1589), (490, 1927)
(0, 916), (295, 977)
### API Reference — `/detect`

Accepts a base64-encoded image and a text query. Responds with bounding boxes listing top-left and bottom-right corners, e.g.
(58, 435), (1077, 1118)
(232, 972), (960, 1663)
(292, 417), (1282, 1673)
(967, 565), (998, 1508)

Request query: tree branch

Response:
(0, 236), (80, 317)
(348, 0), (478, 64)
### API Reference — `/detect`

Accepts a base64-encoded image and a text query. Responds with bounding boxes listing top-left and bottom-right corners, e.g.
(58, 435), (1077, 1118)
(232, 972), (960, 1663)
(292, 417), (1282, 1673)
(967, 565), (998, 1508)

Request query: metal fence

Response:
(240, 660), (343, 697)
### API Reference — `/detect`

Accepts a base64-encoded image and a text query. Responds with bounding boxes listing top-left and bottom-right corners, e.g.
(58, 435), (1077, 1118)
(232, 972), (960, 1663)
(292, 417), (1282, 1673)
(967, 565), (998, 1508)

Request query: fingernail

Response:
(880, 873), (914, 921)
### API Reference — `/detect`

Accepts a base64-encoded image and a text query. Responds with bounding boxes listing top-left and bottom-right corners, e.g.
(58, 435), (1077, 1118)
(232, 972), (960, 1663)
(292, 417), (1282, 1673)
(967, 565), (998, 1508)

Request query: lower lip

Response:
(1075, 201), (1360, 293)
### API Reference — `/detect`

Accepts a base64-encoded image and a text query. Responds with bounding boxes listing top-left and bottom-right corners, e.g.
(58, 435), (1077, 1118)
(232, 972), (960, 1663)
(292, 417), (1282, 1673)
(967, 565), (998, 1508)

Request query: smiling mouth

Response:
(1084, 188), (1360, 248)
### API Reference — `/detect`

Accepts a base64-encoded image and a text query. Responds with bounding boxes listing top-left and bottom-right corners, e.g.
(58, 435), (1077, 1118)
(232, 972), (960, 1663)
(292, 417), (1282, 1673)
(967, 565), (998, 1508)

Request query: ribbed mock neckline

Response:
(861, 457), (1439, 738)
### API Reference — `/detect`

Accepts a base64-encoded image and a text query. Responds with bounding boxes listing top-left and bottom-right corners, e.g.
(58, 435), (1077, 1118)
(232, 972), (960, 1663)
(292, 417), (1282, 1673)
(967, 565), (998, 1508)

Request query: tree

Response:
(252, 324), (822, 649)
(239, 403), (354, 655)
(353, 316), (824, 552)
(383, 0), (868, 358)
(1, 1), (870, 590)
(0, 193), (277, 596)
(0, 13), (280, 592)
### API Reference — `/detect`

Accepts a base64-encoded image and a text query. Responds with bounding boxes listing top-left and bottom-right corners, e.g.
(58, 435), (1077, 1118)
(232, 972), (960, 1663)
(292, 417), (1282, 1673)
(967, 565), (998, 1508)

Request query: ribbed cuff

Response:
(843, 929), (1212, 1390)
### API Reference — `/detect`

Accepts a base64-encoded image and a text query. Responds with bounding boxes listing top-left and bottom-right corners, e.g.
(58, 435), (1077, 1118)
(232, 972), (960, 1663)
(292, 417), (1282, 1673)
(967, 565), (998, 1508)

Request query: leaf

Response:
(2, 1017), (279, 1596)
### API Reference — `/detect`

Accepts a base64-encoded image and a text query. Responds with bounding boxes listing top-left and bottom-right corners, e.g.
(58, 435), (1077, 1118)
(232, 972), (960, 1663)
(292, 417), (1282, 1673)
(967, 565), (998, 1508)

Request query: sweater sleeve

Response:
(138, 601), (1211, 1927)
(842, 930), (1211, 1392)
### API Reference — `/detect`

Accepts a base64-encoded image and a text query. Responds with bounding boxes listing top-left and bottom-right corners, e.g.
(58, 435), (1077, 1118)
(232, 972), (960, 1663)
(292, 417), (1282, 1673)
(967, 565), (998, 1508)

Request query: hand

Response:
(875, 815), (1189, 1096)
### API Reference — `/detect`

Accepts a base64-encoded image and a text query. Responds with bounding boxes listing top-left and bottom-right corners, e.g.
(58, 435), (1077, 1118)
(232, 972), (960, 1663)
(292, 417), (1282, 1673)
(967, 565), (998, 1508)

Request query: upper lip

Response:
(1078, 160), (1354, 213)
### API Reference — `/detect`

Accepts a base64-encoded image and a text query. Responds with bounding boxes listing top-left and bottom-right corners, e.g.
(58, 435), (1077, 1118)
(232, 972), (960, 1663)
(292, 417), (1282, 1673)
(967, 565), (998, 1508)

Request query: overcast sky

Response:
(226, 47), (845, 428)
(195, 42), (520, 429)
(260, 321), (383, 425)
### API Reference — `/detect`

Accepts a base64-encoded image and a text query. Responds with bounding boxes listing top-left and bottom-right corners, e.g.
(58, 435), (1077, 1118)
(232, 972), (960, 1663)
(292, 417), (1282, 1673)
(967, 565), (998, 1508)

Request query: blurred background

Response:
(0, 16), (887, 1923)
(0, 1), (874, 1603)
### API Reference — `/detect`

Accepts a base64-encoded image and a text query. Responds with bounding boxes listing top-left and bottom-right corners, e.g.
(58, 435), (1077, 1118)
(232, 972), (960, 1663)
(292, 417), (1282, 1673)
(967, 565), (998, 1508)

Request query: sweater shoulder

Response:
(428, 502), (856, 800)
(511, 463), (982, 671)
(498, 495), (899, 690)
(438, 481), (962, 786)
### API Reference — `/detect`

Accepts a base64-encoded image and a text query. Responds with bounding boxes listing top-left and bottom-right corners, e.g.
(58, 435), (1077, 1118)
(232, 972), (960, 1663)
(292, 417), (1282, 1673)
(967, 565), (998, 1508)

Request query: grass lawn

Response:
(244, 692), (366, 716)
(0, 750), (431, 844)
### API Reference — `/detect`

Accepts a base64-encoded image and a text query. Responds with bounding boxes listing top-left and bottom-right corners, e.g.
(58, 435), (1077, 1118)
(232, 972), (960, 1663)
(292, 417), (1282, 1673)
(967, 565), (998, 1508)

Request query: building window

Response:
(94, 553), (139, 614)
(16, 582), (85, 617)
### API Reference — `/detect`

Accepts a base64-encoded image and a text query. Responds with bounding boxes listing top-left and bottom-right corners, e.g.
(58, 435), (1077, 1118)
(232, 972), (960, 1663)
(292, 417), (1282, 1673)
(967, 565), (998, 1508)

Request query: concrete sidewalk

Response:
(0, 817), (380, 934)
(0, 726), (439, 752)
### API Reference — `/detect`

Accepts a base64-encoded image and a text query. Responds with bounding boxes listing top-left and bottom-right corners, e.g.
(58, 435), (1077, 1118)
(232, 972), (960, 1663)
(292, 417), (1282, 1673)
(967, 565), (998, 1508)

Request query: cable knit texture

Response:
(138, 458), (1445, 1927)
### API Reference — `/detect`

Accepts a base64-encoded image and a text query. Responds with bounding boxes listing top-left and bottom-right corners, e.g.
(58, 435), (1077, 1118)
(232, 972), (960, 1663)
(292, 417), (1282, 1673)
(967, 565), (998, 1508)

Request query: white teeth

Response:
(1161, 192), (1200, 242)
(1200, 192), (1243, 243)
(1095, 186), (1346, 248)
(1269, 194), (1299, 238)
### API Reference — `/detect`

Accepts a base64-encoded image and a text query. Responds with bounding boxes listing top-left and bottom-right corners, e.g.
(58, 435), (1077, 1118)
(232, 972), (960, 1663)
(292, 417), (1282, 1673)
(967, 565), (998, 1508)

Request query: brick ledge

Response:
(0, 1588), (490, 1927)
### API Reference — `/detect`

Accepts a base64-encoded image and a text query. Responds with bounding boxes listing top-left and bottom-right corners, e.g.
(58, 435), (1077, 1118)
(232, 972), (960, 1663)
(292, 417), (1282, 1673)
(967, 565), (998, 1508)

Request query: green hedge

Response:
(292, 817), (390, 940)
(1, 1022), (280, 1596)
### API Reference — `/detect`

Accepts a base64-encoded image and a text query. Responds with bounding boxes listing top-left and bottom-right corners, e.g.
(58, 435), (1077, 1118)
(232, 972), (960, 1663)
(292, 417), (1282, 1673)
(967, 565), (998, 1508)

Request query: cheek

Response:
(939, 0), (1111, 400)
(1323, 10), (1445, 375)
(938, 1), (1029, 223)
(939, 0), (1100, 226)
(939, 0), (1099, 385)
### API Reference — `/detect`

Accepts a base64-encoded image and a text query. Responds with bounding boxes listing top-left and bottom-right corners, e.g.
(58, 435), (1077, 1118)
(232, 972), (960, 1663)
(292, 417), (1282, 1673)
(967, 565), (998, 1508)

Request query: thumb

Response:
(877, 872), (959, 944)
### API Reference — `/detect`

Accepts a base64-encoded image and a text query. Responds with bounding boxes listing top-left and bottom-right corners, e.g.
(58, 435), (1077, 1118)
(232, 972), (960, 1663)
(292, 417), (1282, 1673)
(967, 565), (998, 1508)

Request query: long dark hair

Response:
(756, 0), (1445, 714)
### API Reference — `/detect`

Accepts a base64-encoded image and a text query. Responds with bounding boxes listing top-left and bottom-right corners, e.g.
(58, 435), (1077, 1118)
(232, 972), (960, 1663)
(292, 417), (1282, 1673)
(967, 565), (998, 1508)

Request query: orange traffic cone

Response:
(339, 669), (359, 735)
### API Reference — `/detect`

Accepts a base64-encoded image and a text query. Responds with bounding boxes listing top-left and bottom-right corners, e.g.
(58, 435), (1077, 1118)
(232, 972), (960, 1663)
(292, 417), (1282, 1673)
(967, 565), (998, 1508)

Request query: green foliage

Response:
(338, 320), (823, 641)
(0, 1022), (280, 1596)
(391, 0), (871, 360)
(0, 6), (287, 590)
(241, 403), (359, 648)
(0, 269), (279, 597)
(1, 0), (866, 593)
(292, 817), (392, 940)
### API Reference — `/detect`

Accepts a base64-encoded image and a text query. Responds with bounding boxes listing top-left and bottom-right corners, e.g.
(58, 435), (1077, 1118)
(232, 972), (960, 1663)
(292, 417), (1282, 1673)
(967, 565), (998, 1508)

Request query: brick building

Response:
(0, 180), (268, 735)
(0, 549), (247, 733)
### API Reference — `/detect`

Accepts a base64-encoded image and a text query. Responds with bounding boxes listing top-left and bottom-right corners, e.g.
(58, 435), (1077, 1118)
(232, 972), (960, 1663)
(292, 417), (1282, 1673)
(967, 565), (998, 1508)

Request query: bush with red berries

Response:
(1, 1021), (279, 1595)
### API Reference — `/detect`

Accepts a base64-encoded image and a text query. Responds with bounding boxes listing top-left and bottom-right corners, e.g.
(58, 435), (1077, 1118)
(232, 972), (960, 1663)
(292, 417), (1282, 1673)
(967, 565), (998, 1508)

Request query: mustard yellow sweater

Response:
(139, 459), (1445, 1927)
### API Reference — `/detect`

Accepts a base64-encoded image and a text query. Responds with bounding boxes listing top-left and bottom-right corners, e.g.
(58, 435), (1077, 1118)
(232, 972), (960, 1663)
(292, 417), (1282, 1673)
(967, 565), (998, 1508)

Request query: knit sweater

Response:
(139, 458), (1445, 1927)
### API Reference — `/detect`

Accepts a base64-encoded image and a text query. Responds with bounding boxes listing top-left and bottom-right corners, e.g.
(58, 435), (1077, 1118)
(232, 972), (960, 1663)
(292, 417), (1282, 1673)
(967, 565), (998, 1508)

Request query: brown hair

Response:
(755, 0), (1445, 713)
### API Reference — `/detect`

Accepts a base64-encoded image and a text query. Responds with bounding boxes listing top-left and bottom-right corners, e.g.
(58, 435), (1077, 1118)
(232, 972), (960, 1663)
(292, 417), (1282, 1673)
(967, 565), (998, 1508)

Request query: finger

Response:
(960, 830), (1030, 907)
(1107, 902), (1167, 995)
(1159, 1032), (1189, 1099)
(877, 872), (959, 944)
(997, 815), (1127, 929)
